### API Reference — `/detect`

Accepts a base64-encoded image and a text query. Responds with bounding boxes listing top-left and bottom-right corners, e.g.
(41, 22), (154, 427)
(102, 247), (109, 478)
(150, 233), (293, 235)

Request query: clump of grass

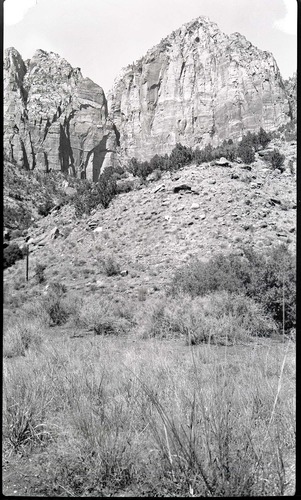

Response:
(35, 263), (47, 284)
(141, 292), (277, 344)
(71, 295), (134, 336)
(101, 255), (121, 276)
(3, 318), (44, 358)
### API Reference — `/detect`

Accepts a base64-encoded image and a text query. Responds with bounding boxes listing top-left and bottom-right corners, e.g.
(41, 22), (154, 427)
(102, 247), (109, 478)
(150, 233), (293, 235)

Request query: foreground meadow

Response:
(3, 326), (295, 497)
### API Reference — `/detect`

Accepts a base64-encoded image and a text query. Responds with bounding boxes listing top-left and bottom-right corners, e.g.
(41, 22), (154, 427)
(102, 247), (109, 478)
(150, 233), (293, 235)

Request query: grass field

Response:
(3, 317), (295, 496)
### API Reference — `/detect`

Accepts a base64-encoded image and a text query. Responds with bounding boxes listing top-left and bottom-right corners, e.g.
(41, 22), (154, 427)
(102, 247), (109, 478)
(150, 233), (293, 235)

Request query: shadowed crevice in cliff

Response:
(92, 136), (110, 182)
(112, 123), (120, 147)
(59, 124), (74, 174)
(20, 139), (29, 170)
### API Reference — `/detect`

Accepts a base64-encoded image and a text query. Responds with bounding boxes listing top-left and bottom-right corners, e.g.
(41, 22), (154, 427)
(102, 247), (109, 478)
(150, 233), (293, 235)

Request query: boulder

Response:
(173, 184), (192, 193)
(215, 157), (231, 167)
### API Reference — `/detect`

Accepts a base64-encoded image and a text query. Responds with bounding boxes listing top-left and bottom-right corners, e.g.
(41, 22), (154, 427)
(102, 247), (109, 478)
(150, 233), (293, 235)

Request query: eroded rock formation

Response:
(108, 16), (292, 160)
(4, 48), (118, 180)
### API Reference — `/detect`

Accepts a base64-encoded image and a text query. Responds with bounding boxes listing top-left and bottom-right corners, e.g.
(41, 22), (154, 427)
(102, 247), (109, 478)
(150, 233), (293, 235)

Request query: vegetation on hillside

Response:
(168, 244), (295, 335)
(128, 127), (273, 180)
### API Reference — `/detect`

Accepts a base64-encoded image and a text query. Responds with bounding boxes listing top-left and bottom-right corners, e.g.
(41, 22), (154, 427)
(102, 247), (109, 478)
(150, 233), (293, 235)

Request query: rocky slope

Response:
(5, 139), (296, 300)
(108, 16), (292, 160)
(4, 48), (118, 180)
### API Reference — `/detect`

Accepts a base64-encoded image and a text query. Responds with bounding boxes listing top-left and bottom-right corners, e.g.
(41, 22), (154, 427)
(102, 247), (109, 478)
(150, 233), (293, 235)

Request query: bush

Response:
(101, 255), (121, 276)
(35, 263), (46, 284)
(4, 318), (44, 358)
(72, 169), (117, 216)
(258, 127), (271, 148)
(3, 243), (24, 269)
(141, 293), (277, 344)
(71, 295), (133, 335)
(37, 198), (55, 217)
(169, 143), (193, 170)
(238, 142), (255, 164)
(268, 148), (285, 171)
(42, 283), (74, 326)
(169, 245), (295, 333)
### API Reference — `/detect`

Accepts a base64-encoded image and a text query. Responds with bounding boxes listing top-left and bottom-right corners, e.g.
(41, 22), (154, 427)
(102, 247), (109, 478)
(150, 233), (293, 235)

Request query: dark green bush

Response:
(3, 243), (24, 269)
(238, 142), (255, 164)
(258, 127), (271, 148)
(35, 263), (46, 284)
(169, 245), (295, 333)
(72, 169), (117, 216)
(43, 282), (70, 326)
(37, 198), (55, 216)
(169, 143), (193, 170)
(102, 256), (121, 276)
(268, 149), (285, 171)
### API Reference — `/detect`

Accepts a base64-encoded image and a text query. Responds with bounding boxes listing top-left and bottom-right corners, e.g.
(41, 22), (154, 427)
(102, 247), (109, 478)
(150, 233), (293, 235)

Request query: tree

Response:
(257, 127), (271, 148)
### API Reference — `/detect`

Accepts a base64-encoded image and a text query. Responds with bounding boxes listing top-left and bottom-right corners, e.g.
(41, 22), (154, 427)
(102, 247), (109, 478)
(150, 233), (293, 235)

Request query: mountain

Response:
(4, 48), (118, 180)
(4, 16), (295, 173)
(108, 16), (292, 160)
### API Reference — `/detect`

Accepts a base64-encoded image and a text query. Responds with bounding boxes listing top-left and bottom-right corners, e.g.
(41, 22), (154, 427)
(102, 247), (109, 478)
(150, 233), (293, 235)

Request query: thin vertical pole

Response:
(282, 274), (285, 339)
(26, 244), (29, 282)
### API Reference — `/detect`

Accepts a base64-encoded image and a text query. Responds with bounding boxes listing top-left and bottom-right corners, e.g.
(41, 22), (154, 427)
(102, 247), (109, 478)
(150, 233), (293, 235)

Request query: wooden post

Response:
(26, 244), (29, 282)
(282, 274), (285, 339)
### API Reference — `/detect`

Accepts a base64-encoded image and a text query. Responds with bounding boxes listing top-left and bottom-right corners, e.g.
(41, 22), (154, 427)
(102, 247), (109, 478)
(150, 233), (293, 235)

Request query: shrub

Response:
(238, 142), (255, 164)
(268, 148), (285, 171)
(42, 283), (75, 326)
(3, 243), (24, 269)
(169, 245), (295, 333)
(71, 295), (133, 335)
(101, 255), (121, 276)
(72, 169), (117, 216)
(169, 253), (250, 298)
(37, 198), (55, 217)
(97, 167), (117, 208)
(35, 263), (46, 284)
(141, 293), (277, 344)
(258, 127), (271, 148)
(169, 143), (193, 170)
(4, 318), (44, 358)
(243, 244), (296, 331)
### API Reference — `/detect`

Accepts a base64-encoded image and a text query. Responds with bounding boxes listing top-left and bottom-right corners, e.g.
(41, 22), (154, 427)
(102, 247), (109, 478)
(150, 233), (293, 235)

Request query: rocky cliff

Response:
(284, 73), (297, 120)
(4, 48), (118, 180)
(108, 16), (292, 160)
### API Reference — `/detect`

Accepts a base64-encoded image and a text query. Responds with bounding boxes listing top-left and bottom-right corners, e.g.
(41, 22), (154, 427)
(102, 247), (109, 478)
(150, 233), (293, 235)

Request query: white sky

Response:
(3, 0), (297, 94)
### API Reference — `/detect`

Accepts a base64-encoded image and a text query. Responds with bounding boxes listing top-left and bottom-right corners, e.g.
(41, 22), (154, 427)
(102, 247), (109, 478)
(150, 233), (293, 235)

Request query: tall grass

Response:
(3, 335), (295, 496)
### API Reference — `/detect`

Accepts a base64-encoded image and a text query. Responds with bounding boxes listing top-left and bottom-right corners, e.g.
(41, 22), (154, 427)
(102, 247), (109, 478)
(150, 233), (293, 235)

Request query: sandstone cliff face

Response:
(4, 48), (117, 180)
(108, 16), (292, 160)
(284, 73), (297, 120)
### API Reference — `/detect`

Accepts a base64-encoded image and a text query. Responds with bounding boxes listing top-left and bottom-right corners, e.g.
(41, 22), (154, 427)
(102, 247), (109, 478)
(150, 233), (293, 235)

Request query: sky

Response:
(3, 0), (297, 95)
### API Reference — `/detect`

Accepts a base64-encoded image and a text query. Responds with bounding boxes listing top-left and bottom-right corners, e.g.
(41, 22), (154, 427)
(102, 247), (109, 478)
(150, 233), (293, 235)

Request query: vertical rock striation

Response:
(108, 16), (292, 160)
(4, 48), (118, 180)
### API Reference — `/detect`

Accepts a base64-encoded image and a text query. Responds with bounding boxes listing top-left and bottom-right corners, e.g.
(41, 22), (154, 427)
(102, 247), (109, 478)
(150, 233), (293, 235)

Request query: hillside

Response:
(4, 138), (296, 303)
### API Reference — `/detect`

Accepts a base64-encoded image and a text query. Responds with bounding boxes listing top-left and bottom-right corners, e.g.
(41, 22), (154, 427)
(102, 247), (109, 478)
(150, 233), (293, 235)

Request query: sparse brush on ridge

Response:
(127, 127), (272, 180)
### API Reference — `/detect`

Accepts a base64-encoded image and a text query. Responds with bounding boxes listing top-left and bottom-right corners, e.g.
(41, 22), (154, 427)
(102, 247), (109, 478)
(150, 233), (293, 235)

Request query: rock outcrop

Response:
(108, 16), (292, 160)
(4, 48), (118, 180)
(283, 73), (297, 120)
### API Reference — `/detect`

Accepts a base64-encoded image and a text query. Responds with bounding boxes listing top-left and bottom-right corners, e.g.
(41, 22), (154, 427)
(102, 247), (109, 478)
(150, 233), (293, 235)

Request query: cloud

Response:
(274, 0), (297, 35)
(4, 0), (37, 26)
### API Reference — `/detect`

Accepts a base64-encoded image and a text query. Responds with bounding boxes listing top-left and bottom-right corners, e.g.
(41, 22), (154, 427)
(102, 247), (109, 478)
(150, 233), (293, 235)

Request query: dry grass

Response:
(3, 331), (295, 496)
(139, 291), (278, 344)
